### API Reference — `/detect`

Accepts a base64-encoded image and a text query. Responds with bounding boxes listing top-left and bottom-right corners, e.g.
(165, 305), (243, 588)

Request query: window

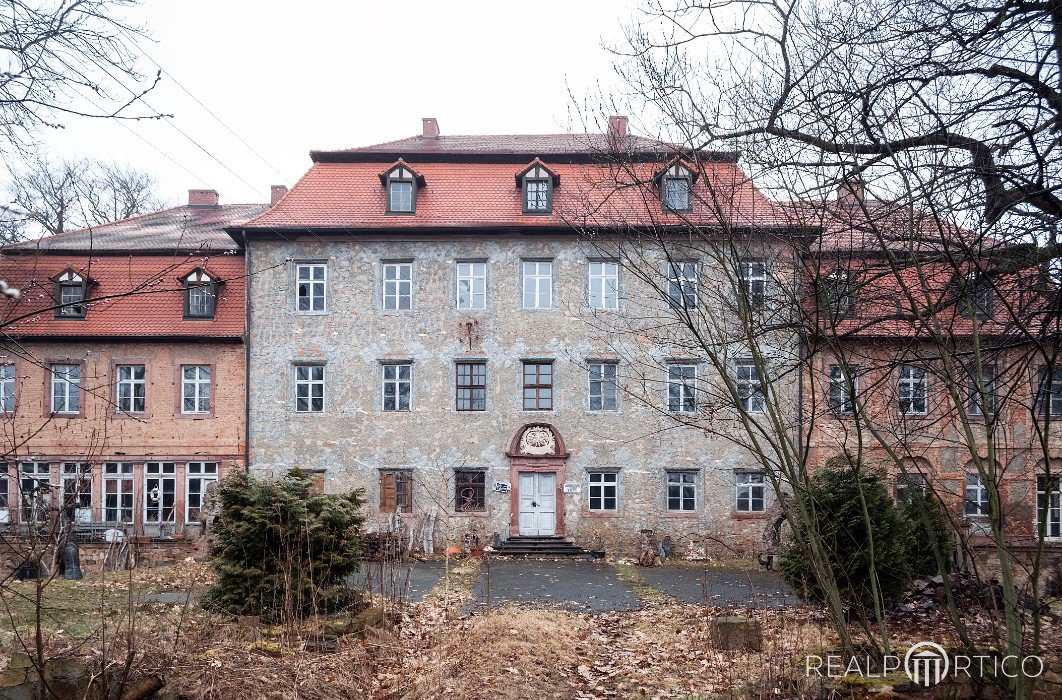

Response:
(588, 472), (618, 511)
(738, 260), (767, 310)
(522, 261), (553, 309)
(667, 364), (697, 413)
(457, 262), (486, 309)
(666, 261), (697, 309)
(103, 462), (134, 523)
(895, 473), (927, 503)
(382, 363), (412, 411)
(382, 263), (413, 310)
(1037, 476), (1061, 539)
(51, 364), (81, 414)
(735, 473), (766, 512)
(1, 364), (13, 412)
(456, 362), (487, 411)
(296, 263), (327, 312)
(454, 470), (486, 512)
(55, 269), (87, 318)
(828, 364), (857, 415)
(187, 462), (219, 522)
(660, 163), (693, 212)
(61, 462), (92, 523)
(181, 365), (211, 414)
(588, 262), (619, 309)
(960, 272), (993, 319)
(522, 361), (553, 410)
(184, 269), (217, 319)
(588, 363), (618, 411)
(294, 365), (325, 413)
(380, 470), (413, 512)
(116, 364), (146, 413)
(145, 462), (176, 523)
(819, 270), (852, 319)
(521, 164), (554, 214)
(385, 165), (420, 214)
(667, 472), (696, 511)
(965, 474), (990, 517)
(736, 363), (765, 413)
(967, 366), (996, 417)
(0, 470), (8, 524)
(19, 462), (51, 522)
(898, 365), (928, 415)
(1037, 367), (1062, 416)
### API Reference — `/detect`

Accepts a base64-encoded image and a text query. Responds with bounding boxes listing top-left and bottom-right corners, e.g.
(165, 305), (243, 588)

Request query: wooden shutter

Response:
(380, 472), (397, 511)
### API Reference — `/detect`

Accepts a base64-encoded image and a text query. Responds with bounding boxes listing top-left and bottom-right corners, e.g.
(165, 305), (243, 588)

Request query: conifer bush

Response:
(898, 488), (954, 577)
(780, 461), (915, 607)
(203, 469), (366, 621)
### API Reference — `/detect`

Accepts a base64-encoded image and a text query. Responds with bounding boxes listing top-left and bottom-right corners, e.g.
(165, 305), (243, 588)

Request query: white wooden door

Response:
(518, 472), (557, 536)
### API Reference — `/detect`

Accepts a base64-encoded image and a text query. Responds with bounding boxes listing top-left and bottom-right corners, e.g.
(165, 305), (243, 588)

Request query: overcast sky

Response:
(34, 0), (643, 207)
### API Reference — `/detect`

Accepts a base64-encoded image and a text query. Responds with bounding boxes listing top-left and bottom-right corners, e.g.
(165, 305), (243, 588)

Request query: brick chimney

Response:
(608, 115), (629, 139)
(835, 176), (866, 206)
(422, 117), (440, 139)
(188, 189), (219, 207)
(270, 185), (289, 206)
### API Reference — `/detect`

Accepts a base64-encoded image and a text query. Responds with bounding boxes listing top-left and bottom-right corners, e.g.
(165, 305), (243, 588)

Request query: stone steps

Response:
(494, 536), (603, 558)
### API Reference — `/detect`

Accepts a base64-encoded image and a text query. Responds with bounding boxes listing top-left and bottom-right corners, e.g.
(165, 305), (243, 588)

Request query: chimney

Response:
(836, 176), (865, 206)
(270, 185), (289, 206)
(608, 115), (629, 139)
(422, 117), (440, 139)
(188, 189), (219, 207)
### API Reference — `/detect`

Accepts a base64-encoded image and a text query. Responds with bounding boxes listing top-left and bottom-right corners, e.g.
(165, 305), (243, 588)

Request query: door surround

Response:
(506, 423), (569, 536)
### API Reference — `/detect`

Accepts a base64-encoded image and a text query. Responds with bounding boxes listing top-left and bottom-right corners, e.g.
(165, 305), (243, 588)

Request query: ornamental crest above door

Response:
(507, 423), (569, 459)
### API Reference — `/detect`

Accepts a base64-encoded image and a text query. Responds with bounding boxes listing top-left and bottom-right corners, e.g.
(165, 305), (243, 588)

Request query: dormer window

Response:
(659, 163), (695, 213)
(518, 163), (557, 215)
(183, 269), (217, 319)
(381, 163), (424, 214)
(54, 269), (88, 319)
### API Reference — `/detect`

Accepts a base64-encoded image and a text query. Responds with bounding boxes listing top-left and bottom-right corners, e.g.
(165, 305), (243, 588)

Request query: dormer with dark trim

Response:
(658, 161), (697, 213)
(182, 268), (220, 320)
(517, 161), (559, 215)
(52, 268), (93, 319)
(379, 162), (425, 214)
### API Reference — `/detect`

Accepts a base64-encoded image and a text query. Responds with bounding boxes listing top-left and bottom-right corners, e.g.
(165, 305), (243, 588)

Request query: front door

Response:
(518, 472), (556, 536)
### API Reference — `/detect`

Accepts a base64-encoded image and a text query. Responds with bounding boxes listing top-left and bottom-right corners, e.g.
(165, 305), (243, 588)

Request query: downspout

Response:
(242, 228), (251, 474)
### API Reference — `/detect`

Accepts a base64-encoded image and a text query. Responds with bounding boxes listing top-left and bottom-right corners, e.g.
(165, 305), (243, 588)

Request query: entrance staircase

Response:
(493, 535), (603, 558)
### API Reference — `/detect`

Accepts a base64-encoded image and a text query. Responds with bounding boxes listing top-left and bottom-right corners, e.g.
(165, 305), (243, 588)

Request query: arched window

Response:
(54, 269), (88, 319)
(382, 164), (423, 214)
(518, 163), (557, 214)
(659, 163), (694, 212)
(183, 269), (217, 319)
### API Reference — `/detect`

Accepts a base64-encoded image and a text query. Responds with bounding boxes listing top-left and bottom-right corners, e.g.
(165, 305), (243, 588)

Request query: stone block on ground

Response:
(710, 615), (762, 652)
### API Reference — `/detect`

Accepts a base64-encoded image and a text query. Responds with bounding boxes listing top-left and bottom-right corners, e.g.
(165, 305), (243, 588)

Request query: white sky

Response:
(34, 0), (643, 207)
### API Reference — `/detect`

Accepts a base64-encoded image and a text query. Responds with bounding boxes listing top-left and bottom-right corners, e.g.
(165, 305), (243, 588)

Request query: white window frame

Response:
(61, 462), (93, 523)
(667, 364), (697, 413)
(666, 471), (697, 511)
(116, 364), (146, 414)
(965, 474), (989, 518)
(382, 363), (412, 412)
(296, 263), (327, 312)
(1037, 475), (1061, 540)
(735, 472), (766, 512)
(144, 461), (176, 523)
(19, 462), (51, 522)
(186, 462), (219, 522)
(588, 261), (619, 310)
(588, 472), (618, 511)
(382, 262), (413, 310)
(967, 366), (996, 417)
(665, 261), (697, 309)
(588, 362), (618, 411)
(181, 365), (211, 414)
(828, 364), (857, 415)
(456, 261), (487, 310)
(898, 365), (928, 416)
(103, 462), (134, 524)
(738, 260), (767, 309)
(294, 364), (325, 413)
(736, 362), (765, 414)
(50, 364), (80, 414)
(1, 364), (13, 413)
(522, 260), (553, 309)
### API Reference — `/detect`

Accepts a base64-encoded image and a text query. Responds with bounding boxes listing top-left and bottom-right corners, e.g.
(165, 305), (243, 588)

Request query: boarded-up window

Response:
(380, 470), (413, 512)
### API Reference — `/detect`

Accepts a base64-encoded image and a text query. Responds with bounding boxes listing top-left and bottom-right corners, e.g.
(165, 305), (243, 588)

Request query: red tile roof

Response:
(313, 133), (706, 159)
(4, 204), (267, 254)
(0, 254), (245, 339)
